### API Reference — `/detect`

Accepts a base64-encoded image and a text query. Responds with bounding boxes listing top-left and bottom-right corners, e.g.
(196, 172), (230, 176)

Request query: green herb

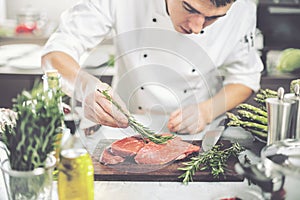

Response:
(107, 54), (115, 67)
(98, 89), (174, 144)
(1, 81), (64, 171)
(178, 142), (245, 184)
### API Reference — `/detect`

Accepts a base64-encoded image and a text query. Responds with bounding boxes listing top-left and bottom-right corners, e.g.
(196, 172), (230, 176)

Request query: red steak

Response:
(134, 137), (200, 165)
(110, 136), (145, 157)
(99, 135), (200, 165)
(100, 148), (125, 165)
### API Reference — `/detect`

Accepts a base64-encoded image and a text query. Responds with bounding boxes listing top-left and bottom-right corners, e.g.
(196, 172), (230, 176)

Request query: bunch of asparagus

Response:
(226, 89), (277, 141)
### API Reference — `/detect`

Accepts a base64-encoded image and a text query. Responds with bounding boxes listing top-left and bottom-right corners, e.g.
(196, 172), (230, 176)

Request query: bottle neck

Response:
(43, 70), (63, 107)
(42, 70), (64, 127)
(61, 131), (87, 151)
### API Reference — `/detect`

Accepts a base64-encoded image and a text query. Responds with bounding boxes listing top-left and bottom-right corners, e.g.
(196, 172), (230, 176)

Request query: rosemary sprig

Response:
(178, 143), (245, 184)
(98, 89), (174, 144)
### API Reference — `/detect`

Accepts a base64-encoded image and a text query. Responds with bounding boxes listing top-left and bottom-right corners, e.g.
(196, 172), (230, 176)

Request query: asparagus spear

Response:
(237, 110), (268, 125)
(245, 128), (267, 139)
(226, 112), (268, 132)
(237, 103), (268, 118)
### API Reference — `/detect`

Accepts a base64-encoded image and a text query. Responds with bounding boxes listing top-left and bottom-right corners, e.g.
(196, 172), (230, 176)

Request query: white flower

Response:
(0, 108), (17, 133)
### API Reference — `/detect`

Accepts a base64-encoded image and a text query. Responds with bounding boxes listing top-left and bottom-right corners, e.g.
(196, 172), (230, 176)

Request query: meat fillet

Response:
(100, 148), (125, 165)
(99, 135), (200, 165)
(110, 136), (145, 157)
(134, 137), (200, 165)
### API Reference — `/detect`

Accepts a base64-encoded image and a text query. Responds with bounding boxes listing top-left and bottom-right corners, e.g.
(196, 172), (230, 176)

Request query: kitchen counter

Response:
(0, 176), (264, 200)
(0, 167), (264, 200)
(51, 179), (263, 200)
(0, 116), (263, 200)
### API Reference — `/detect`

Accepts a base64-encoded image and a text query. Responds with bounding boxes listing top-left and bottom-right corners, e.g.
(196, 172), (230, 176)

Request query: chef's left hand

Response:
(167, 103), (212, 134)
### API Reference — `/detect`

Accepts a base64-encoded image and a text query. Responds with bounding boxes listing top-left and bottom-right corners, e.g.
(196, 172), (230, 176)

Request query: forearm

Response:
(201, 83), (253, 124)
(41, 51), (128, 128)
(41, 51), (82, 96)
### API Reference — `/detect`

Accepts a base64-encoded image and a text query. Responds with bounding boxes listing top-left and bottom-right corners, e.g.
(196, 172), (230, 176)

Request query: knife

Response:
(201, 118), (226, 152)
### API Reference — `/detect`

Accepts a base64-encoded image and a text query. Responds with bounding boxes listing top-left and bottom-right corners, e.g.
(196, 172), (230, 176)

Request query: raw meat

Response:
(134, 137), (200, 165)
(100, 148), (125, 165)
(110, 136), (145, 157)
(99, 135), (200, 165)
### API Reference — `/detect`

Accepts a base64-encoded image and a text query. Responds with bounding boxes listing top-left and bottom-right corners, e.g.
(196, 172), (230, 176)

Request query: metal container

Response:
(261, 139), (300, 200)
(285, 84), (300, 139)
(235, 139), (300, 200)
(266, 87), (297, 145)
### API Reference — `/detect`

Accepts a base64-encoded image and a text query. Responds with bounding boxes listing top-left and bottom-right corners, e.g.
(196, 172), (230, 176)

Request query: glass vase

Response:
(0, 155), (56, 200)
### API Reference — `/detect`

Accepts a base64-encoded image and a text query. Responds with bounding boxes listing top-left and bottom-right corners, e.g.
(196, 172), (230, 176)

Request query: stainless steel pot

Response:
(236, 139), (300, 200)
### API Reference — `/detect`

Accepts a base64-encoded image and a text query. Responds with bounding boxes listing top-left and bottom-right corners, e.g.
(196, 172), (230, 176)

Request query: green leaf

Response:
(1, 80), (64, 170)
(178, 143), (245, 184)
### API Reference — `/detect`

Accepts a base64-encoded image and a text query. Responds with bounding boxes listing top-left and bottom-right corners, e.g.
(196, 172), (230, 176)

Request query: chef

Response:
(41, 0), (263, 135)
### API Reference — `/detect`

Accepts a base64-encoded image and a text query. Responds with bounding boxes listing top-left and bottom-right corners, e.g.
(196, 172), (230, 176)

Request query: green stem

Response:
(98, 89), (174, 144)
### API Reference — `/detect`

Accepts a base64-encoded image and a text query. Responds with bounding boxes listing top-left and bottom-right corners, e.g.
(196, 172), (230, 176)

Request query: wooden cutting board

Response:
(92, 139), (244, 182)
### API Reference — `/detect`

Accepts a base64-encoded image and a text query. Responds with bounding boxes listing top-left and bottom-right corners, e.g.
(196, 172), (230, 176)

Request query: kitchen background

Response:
(0, 0), (299, 108)
(4, 0), (80, 23)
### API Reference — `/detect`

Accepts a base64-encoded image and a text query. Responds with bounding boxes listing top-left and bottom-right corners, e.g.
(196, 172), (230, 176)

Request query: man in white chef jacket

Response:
(41, 0), (263, 137)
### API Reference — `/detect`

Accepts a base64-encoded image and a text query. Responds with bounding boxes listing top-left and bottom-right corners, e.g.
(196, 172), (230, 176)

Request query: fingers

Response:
(178, 117), (204, 134)
(84, 100), (120, 127)
(169, 115), (203, 134)
(167, 108), (182, 131)
(96, 91), (129, 127)
(83, 90), (129, 128)
(168, 105), (206, 134)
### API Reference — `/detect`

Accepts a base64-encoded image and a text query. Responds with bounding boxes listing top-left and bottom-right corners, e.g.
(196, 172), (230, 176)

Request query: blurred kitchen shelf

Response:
(0, 65), (116, 77)
(0, 66), (114, 108)
(261, 73), (299, 91)
(0, 34), (113, 46)
(0, 18), (55, 45)
(0, 34), (49, 45)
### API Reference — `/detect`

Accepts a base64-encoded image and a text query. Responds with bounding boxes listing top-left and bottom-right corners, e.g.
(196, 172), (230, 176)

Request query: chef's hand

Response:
(41, 52), (129, 128)
(167, 103), (212, 134)
(83, 85), (129, 128)
(77, 71), (129, 128)
(167, 84), (253, 134)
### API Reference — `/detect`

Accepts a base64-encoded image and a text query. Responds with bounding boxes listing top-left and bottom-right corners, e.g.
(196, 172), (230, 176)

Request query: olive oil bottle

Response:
(42, 70), (64, 161)
(58, 132), (94, 200)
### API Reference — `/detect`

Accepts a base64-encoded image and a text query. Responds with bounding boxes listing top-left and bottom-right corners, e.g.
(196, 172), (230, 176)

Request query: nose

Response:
(187, 14), (205, 34)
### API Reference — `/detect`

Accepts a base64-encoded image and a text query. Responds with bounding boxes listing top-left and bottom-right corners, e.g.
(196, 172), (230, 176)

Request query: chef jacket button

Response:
(143, 54), (148, 58)
(183, 89), (187, 93)
(141, 87), (144, 90)
(152, 18), (157, 22)
(192, 69), (196, 73)
(138, 106), (142, 110)
(200, 30), (204, 34)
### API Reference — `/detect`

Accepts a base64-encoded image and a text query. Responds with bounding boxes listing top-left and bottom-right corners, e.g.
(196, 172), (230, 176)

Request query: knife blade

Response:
(201, 119), (226, 152)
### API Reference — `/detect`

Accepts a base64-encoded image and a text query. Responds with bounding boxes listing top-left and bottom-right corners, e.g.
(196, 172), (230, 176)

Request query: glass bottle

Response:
(43, 70), (62, 109)
(58, 132), (94, 200)
(42, 70), (64, 160)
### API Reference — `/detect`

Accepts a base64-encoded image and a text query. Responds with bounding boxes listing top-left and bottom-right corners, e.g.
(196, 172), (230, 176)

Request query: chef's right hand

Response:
(77, 71), (129, 128)
(83, 86), (129, 128)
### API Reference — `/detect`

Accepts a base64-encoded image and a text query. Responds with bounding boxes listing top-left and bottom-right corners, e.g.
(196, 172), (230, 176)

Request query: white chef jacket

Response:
(43, 0), (263, 127)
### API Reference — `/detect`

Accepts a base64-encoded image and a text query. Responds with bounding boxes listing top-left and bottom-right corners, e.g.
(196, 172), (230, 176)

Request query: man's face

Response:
(166, 0), (233, 34)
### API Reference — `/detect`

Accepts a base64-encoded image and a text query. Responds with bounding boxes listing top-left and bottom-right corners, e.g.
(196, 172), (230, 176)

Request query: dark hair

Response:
(210, 0), (236, 7)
